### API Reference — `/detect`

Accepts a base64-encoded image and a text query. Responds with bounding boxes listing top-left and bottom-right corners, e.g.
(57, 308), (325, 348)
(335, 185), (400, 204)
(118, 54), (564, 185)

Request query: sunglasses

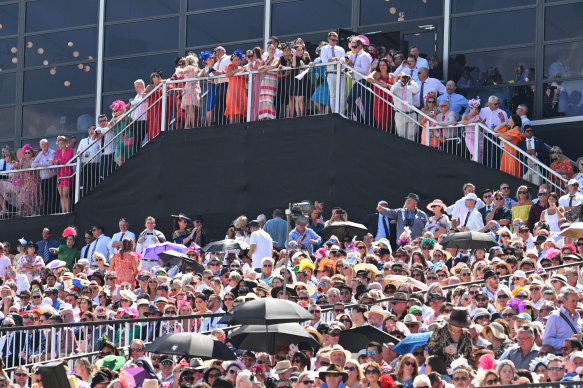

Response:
(364, 369), (379, 375)
(161, 360), (174, 366)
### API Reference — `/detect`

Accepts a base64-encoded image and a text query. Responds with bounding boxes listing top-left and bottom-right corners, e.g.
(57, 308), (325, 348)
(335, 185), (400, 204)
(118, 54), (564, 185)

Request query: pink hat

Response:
(427, 199), (448, 213)
(357, 34), (369, 46)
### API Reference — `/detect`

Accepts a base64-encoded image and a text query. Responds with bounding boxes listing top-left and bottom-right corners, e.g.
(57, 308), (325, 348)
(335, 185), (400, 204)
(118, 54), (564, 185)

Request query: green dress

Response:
(57, 245), (81, 270)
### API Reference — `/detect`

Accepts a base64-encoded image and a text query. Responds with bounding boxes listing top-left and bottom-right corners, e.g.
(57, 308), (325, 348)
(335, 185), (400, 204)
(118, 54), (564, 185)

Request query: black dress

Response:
(290, 54), (311, 97)
(277, 55), (293, 106)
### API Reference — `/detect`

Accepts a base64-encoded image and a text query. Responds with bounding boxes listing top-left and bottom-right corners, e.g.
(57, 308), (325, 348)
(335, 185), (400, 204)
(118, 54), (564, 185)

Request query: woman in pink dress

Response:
(245, 47), (263, 121)
(461, 98), (487, 162)
(177, 54), (202, 129)
(51, 136), (74, 212)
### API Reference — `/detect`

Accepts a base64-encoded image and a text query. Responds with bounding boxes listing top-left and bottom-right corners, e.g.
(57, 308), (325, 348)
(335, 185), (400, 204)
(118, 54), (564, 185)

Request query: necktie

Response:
(119, 232), (125, 241)
(570, 196), (575, 207)
(382, 216), (390, 238)
(402, 84), (408, 111)
(43, 243), (49, 261)
(419, 82), (425, 108)
(90, 237), (99, 258)
(331, 45), (336, 58)
(526, 139), (534, 167)
(463, 210), (471, 227)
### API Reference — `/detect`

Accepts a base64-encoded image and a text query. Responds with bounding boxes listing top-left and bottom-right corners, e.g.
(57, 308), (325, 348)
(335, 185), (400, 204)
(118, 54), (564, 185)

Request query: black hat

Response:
(171, 213), (192, 223)
(535, 235), (547, 243)
(405, 193), (420, 202)
(192, 215), (204, 222)
(248, 220), (261, 227)
(145, 306), (162, 316)
(356, 270), (370, 278)
(354, 284), (368, 299)
(483, 269), (497, 281)
(426, 292), (445, 304)
(378, 247), (391, 256)
(319, 363), (348, 382)
(446, 307), (471, 328)
(390, 292), (409, 302)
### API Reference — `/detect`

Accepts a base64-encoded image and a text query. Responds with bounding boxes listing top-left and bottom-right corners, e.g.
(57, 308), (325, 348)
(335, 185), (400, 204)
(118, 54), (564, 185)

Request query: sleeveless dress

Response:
(224, 64), (247, 117)
(258, 56), (279, 120)
(544, 209), (561, 234)
(500, 126), (525, 177)
(179, 65), (201, 108)
(464, 114), (483, 162)
(373, 74), (394, 132)
(55, 147), (74, 187)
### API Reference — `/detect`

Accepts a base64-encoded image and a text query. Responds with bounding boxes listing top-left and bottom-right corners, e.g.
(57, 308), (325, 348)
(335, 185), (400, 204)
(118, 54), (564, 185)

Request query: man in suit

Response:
(361, 201), (391, 242)
(517, 125), (549, 185)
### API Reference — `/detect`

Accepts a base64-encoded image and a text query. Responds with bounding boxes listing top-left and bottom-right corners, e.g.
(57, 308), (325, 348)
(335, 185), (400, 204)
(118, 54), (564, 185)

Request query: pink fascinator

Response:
(109, 99), (127, 112)
(22, 144), (31, 153)
(468, 98), (481, 108)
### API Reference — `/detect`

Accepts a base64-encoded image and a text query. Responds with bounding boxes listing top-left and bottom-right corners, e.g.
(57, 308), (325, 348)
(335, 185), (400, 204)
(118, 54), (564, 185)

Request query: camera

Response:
(336, 209), (345, 215)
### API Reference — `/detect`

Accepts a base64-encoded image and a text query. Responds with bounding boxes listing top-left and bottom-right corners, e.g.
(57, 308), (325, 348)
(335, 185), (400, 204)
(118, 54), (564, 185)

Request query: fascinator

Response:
(468, 98), (481, 108)
(22, 144), (31, 153)
(424, 91), (437, 100)
(233, 50), (244, 60)
(199, 51), (211, 61)
(62, 226), (77, 238)
(109, 100), (127, 112)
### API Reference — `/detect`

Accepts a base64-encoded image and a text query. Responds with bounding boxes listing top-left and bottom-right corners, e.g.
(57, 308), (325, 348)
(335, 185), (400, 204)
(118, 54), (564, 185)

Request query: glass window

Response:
(0, 3), (18, 37)
(545, 3), (583, 41)
(456, 84), (534, 117)
(542, 79), (583, 118)
(272, 0), (350, 37)
(106, 0), (180, 22)
(187, 6), (263, 47)
(105, 17), (178, 57)
(25, 28), (97, 67)
(452, 0), (534, 13)
(23, 63), (96, 102)
(187, 0), (261, 12)
(449, 47), (535, 87)
(545, 41), (583, 80)
(360, 0), (442, 26)
(103, 52), (176, 93)
(0, 72), (16, 106)
(26, 0), (98, 33)
(0, 38), (19, 71)
(0, 106), (15, 140)
(451, 9), (535, 52)
(22, 97), (95, 138)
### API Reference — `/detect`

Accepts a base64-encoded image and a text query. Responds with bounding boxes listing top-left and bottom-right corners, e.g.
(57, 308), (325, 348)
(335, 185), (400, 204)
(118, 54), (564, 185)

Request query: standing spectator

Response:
(244, 47), (262, 122)
(366, 59), (394, 132)
(88, 225), (112, 265)
(410, 46), (428, 70)
(345, 37), (373, 125)
(391, 73), (419, 141)
(262, 36), (283, 60)
(80, 230), (95, 260)
(320, 31), (346, 115)
(362, 201), (391, 242)
(480, 96), (508, 168)
(129, 79), (148, 151)
(258, 43), (280, 120)
(394, 55), (420, 82)
(109, 217), (136, 253)
(212, 46), (231, 125)
(109, 239), (140, 286)
(178, 54), (202, 129)
(76, 124), (101, 196)
(493, 114), (524, 178)
(309, 43), (331, 115)
(31, 139), (57, 214)
(136, 216), (166, 259)
(95, 114), (116, 181)
(263, 209), (287, 249)
(248, 219), (273, 268)
(51, 136), (74, 213)
(517, 125), (549, 185)
(289, 218), (322, 256)
(143, 71), (166, 142)
(36, 227), (60, 264)
(438, 80), (468, 120)
(461, 98), (486, 162)
(434, 100), (457, 146)
(377, 193), (428, 239)
(427, 307), (475, 369)
(516, 104), (531, 130)
(413, 67), (446, 109)
(224, 50), (247, 124)
(49, 234), (80, 270)
(542, 287), (582, 354)
(289, 45), (311, 118)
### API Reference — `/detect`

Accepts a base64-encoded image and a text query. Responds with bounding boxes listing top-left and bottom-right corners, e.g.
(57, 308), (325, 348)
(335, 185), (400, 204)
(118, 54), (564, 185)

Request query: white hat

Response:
(513, 270), (527, 279)
(463, 193), (478, 201)
(568, 179), (579, 186)
(571, 351), (583, 361)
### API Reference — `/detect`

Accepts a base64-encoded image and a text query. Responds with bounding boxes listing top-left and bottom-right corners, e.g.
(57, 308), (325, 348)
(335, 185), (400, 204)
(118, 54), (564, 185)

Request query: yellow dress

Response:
(512, 203), (532, 223)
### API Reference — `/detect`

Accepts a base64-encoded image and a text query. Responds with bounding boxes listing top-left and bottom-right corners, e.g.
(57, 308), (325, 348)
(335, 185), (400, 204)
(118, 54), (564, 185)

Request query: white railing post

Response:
(160, 82), (168, 133)
(74, 157), (81, 203)
(124, 321), (131, 347)
(335, 61), (341, 114)
(246, 72), (253, 122)
(50, 327), (57, 360)
(425, 125), (431, 146)
(473, 124), (479, 163)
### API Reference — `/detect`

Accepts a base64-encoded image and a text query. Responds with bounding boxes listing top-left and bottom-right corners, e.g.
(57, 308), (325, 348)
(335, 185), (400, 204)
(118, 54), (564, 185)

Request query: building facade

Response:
(0, 0), (581, 149)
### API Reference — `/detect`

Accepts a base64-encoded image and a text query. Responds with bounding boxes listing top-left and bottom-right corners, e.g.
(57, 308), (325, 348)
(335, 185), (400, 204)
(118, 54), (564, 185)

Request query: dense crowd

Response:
(0, 178), (582, 387)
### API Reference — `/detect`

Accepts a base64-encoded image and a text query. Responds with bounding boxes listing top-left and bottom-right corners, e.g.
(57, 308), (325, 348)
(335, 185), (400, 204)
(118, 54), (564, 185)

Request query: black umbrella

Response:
(228, 323), (321, 354)
(202, 239), (249, 253)
(180, 257), (205, 274)
(319, 221), (368, 242)
(338, 325), (400, 352)
(218, 298), (314, 325)
(144, 332), (236, 360)
(157, 250), (189, 268)
(439, 231), (498, 250)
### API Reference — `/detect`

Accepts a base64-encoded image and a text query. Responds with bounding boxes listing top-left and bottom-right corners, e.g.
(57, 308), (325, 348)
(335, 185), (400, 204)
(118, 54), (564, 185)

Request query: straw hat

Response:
(143, 379), (160, 388)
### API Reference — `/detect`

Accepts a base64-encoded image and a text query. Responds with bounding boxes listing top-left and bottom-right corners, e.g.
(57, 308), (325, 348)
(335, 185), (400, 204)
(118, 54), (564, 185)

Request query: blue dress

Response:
(310, 58), (330, 106)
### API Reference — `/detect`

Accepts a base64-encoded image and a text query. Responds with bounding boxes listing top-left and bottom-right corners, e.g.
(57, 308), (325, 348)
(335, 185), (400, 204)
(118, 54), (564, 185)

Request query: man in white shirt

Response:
(129, 79), (148, 151)
(109, 217), (136, 252)
(456, 193), (484, 232)
(449, 183), (485, 228)
(32, 139), (57, 214)
(479, 96), (508, 130)
(559, 180), (583, 210)
(516, 104), (531, 131)
(136, 216), (167, 266)
(414, 68), (446, 109)
(95, 114), (116, 181)
(77, 124), (101, 196)
(320, 31), (346, 115)
(393, 55), (420, 82)
(345, 36), (373, 125)
(211, 46), (231, 125)
(88, 225), (112, 265)
(410, 46), (428, 71)
(248, 219), (273, 268)
(390, 73), (419, 141)
(261, 36), (283, 60)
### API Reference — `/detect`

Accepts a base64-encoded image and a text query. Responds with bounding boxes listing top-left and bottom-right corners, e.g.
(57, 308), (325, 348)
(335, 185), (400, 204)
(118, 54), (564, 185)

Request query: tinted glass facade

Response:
(1, 0), (581, 148)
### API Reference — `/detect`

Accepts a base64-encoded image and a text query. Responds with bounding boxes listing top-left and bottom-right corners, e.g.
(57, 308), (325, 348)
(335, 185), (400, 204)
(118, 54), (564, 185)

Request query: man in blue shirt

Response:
(542, 286), (582, 353)
(263, 209), (287, 248)
(36, 227), (60, 264)
(437, 80), (468, 120)
(377, 193), (428, 239)
(288, 218), (321, 255)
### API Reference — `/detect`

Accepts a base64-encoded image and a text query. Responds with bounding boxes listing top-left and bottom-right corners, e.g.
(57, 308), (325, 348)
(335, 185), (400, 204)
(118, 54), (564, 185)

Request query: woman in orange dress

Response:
(109, 238), (140, 286)
(494, 114), (525, 178)
(224, 50), (248, 124)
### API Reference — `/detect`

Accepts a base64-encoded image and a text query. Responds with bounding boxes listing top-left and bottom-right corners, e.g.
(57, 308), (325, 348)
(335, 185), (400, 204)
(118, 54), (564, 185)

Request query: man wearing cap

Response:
(109, 218), (136, 252)
(449, 183), (485, 228)
(377, 194), (428, 239)
(158, 354), (175, 383)
(455, 193), (484, 232)
(288, 218), (322, 256)
(319, 363), (348, 388)
(388, 292), (409, 321)
(542, 286), (582, 353)
(327, 323), (344, 346)
(248, 219), (273, 268)
(482, 270), (502, 300)
(362, 201), (392, 242)
(560, 180), (583, 210)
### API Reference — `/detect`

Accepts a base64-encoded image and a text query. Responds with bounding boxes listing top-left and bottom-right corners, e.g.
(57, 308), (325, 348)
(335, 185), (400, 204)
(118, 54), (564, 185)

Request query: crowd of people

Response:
(1, 32), (581, 220)
(0, 179), (582, 387)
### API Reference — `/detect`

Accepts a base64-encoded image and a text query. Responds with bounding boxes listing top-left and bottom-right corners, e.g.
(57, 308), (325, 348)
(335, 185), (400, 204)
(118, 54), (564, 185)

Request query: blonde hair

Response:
(185, 54), (199, 67)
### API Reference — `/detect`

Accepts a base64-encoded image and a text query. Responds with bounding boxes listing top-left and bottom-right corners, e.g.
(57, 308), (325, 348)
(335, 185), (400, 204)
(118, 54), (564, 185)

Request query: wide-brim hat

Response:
(318, 363), (348, 382)
(171, 213), (192, 223)
(252, 281), (271, 295)
(389, 291), (409, 303)
(446, 307), (471, 328)
(294, 282), (317, 296)
(142, 379), (160, 388)
(119, 289), (137, 302)
(354, 263), (381, 276)
(274, 360), (297, 374)
(482, 322), (507, 341)
(96, 355), (126, 371)
(427, 199), (448, 213)
(305, 326), (324, 344)
(365, 305), (390, 319)
(47, 260), (67, 269)
(270, 285), (297, 298)
(329, 345), (351, 361)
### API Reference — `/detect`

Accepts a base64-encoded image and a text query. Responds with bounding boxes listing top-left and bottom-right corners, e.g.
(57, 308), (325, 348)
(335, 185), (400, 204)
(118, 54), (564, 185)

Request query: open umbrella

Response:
(157, 250), (189, 268)
(144, 332), (236, 360)
(392, 332), (433, 355)
(560, 222), (583, 239)
(180, 257), (205, 274)
(439, 232), (498, 250)
(319, 221), (368, 242)
(202, 239), (249, 253)
(218, 298), (314, 325)
(383, 275), (428, 291)
(228, 322), (321, 354)
(143, 242), (188, 261)
(338, 325), (400, 352)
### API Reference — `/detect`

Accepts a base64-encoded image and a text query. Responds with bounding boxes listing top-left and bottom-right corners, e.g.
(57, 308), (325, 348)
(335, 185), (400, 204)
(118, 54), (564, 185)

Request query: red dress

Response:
(54, 147), (74, 187)
(224, 64), (247, 118)
(146, 86), (174, 140)
(373, 75), (394, 132)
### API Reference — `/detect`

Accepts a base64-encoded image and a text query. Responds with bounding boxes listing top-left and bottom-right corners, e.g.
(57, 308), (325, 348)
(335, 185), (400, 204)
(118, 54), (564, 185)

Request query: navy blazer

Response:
(517, 136), (549, 165)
